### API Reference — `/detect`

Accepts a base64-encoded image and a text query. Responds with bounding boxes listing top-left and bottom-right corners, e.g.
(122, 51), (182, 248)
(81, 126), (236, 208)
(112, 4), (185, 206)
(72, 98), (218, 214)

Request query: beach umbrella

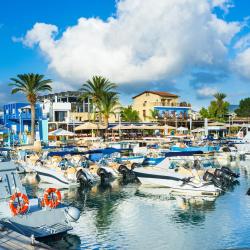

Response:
(74, 122), (106, 131)
(49, 128), (75, 136)
(191, 127), (205, 133)
(177, 126), (188, 131)
(208, 122), (225, 126)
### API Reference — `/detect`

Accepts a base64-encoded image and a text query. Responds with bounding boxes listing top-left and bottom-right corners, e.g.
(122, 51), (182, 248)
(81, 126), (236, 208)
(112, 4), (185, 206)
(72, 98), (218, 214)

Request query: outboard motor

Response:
(97, 167), (112, 184)
(118, 165), (135, 181)
(203, 171), (222, 188)
(221, 167), (240, 178)
(76, 169), (93, 187)
(214, 169), (234, 183)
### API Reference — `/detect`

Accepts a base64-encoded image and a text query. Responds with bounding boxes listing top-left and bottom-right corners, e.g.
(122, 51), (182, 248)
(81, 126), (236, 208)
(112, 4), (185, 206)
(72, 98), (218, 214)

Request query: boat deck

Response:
(0, 227), (52, 250)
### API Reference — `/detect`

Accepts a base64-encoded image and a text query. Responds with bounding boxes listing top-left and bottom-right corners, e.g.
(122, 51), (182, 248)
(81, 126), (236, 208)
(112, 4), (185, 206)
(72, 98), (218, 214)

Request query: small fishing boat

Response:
(0, 158), (80, 239)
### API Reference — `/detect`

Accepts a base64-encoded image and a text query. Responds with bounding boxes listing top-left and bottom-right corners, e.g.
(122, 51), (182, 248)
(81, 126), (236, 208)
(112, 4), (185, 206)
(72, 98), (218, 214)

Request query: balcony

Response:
(152, 102), (191, 107)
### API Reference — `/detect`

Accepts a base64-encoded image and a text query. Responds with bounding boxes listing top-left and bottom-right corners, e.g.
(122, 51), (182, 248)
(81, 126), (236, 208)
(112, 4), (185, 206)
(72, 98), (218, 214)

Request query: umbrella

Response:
(74, 122), (106, 131)
(191, 127), (205, 133)
(49, 128), (75, 136)
(177, 126), (188, 131)
(208, 122), (225, 126)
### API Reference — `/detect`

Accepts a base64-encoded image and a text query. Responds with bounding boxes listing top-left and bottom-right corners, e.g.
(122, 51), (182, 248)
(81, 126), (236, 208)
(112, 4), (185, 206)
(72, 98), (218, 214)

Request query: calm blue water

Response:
(28, 161), (250, 250)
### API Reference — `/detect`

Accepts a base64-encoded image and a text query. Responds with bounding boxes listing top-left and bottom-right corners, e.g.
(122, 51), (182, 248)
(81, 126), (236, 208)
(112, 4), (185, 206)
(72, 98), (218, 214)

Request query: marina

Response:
(1, 1), (250, 249)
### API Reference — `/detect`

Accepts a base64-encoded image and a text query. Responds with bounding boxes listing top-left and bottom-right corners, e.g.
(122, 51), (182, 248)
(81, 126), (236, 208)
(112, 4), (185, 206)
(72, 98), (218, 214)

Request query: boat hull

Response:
(133, 169), (220, 197)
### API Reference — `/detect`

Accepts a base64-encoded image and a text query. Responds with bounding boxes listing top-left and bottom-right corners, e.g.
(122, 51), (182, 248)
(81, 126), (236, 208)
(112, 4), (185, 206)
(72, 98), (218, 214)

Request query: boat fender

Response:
(65, 207), (81, 222)
(43, 188), (61, 208)
(9, 192), (29, 216)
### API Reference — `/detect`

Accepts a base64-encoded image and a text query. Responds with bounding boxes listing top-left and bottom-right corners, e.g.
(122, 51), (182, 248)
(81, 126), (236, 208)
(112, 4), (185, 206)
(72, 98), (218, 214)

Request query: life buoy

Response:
(9, 192), (29, 216)
(43, 188), (62, 208)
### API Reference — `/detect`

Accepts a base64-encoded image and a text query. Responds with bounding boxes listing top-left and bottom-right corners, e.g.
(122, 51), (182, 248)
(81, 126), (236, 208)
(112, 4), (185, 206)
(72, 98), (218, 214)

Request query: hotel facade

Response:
(132, 91), (191, 122)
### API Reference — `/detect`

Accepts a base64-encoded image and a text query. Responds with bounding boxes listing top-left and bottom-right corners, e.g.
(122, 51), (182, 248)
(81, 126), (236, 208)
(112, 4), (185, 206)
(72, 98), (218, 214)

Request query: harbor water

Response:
(25, 160), (250, 250)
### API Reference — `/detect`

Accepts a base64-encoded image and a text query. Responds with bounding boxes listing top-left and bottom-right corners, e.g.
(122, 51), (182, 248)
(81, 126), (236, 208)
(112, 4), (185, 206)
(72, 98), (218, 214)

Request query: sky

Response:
(0, 0), (250, 110)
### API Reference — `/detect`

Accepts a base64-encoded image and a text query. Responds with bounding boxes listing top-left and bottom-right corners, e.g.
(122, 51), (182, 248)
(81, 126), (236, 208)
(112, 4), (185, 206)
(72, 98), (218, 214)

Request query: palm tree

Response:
(100, 92), (119, 126)
(80, 76), (117, 123)
(213, 92), (228, 117)
(121, 106), (140, 122)
(148, 109), (159, 122)
(9, 74), (52, 143)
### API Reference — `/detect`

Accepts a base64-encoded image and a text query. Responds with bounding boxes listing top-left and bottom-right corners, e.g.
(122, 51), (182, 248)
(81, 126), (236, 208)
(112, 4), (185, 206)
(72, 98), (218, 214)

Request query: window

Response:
(146, 92), (149, 96)
(54, 111), (67, 122)
(143, 110), (146, 117)
(143, 101), (147, 107)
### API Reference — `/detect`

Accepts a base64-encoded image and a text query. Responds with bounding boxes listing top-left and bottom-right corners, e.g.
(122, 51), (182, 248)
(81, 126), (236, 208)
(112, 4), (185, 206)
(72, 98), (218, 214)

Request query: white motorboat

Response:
(132, 158), (238, 197)
(19, 152), (98, 189)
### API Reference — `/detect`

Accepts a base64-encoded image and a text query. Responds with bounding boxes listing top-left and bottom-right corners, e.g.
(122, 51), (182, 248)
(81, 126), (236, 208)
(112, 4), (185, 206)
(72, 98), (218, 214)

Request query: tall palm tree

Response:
(80, 76), (117, 123)
(121, 106), (140, 122)
(213, 92), (228, 117)
(9, 74), (52, 143)
(100, 92), (119, 126)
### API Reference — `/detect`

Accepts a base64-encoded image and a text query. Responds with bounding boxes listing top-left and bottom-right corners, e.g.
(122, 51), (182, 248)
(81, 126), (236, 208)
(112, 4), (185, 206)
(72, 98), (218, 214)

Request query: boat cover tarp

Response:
(47, 147), (132, 157)
(165, 151), (203, 157)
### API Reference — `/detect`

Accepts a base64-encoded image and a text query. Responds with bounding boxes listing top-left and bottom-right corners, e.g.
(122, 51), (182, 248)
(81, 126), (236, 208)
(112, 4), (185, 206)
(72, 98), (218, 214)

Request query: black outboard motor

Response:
(214, 169), (234, 183)
(203, 171), (223, 188)
(118, 165), (136, 180)
(97, 167), (112, 184)
(76, 169), (93, 187)
(221, 167), (240, 178)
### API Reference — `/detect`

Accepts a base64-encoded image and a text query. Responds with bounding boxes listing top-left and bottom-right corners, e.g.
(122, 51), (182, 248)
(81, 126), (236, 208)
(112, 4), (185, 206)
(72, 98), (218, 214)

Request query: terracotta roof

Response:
(132, 91), (178, 99)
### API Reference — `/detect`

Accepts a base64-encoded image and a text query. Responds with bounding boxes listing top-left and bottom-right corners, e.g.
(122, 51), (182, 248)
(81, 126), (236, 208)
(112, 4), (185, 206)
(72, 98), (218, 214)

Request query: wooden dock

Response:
(0, 227), (52, 250)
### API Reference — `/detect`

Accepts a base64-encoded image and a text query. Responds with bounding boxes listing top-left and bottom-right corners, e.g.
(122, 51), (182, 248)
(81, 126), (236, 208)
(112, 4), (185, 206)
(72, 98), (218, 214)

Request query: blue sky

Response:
(0, 0), (250, 110)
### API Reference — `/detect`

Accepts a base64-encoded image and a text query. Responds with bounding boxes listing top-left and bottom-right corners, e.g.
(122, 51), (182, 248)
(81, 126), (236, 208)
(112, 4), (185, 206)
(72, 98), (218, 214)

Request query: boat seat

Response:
(28, 198), (41, 213)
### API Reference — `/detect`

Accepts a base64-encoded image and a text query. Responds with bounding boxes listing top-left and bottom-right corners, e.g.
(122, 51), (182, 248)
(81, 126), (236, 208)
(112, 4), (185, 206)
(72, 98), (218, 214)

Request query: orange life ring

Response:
(9, 192), (29, 216)
(43, 188), (62, 208)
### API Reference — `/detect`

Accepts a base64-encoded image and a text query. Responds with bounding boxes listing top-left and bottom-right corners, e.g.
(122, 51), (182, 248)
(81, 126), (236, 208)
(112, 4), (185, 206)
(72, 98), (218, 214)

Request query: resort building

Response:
(2, 103), (49, 143)
(132, 91), (191, 122)
(38, 91), (120, 129)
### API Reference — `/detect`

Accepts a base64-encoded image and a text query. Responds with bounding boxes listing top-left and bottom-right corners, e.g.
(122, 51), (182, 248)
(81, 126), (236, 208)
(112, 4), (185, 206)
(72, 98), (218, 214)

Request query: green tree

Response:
(148, 109), (159, 122)
(121, 106), (140, 122)
(200, 107), (210, 118)
(100, 92), (119, 126)
(235, 98), (250, 117)
(213, 92), (229, 118)
(200, 92), (229, 121)
(9, 74), (52, 143)
(80, 76), (117, 123)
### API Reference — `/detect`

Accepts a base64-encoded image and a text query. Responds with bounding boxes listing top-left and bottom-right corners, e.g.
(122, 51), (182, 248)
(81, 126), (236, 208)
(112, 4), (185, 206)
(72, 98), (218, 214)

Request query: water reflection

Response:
(22, 162), (250, 250)
(41, 234), (81, 250)
(135, 187), (216, 226)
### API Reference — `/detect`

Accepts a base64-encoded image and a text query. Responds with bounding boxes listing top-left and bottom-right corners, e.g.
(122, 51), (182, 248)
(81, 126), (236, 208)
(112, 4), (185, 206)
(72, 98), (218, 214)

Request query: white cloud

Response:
(21, 0), (241, 90)
(233, 48), (250, 80)
(234, 34), (250, 50)
(197, 86), (217, 98)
